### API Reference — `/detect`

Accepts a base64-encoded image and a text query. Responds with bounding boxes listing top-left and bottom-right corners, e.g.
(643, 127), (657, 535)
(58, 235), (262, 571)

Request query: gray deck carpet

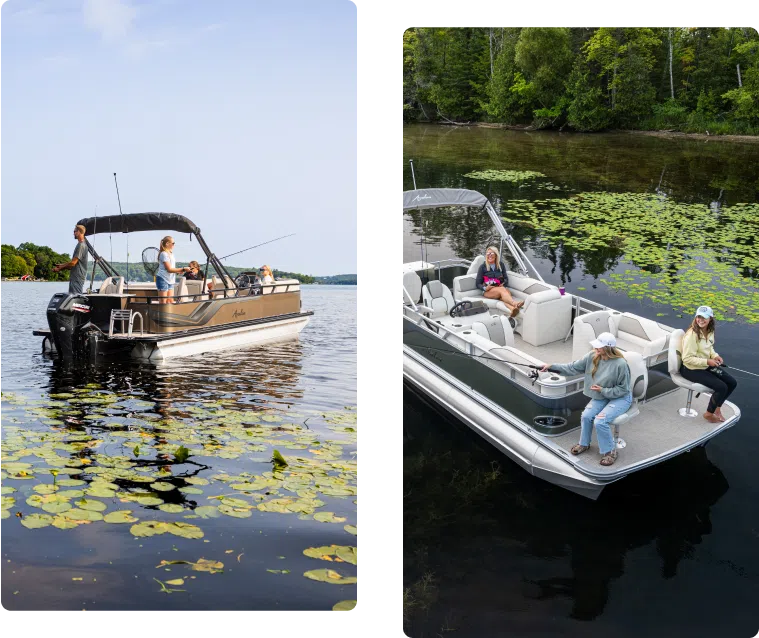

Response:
(512, 333), (574, 366)
(546, 389), (736, 475)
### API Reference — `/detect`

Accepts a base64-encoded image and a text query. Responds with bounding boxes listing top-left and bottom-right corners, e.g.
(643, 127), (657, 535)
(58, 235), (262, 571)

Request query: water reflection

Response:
(403, 387), (729, 633)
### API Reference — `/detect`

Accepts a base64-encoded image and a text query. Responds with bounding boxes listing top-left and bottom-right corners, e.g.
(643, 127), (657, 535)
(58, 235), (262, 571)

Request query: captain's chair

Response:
(668, 329), (711, 417)
(610, 351), (648, 448)
(470, 314), (515, 347)
(422, 281), (455, 318)
(99, 276), (125, 295)
(571, 310), (617, 360)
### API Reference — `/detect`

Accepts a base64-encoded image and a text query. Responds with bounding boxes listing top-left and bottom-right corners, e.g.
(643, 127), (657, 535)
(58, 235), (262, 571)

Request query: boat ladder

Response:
(109, 309), (144, 337)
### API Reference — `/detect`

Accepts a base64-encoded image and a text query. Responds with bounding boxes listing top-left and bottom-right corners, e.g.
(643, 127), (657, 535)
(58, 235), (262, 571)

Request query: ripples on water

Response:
(1, 283), (356, 610)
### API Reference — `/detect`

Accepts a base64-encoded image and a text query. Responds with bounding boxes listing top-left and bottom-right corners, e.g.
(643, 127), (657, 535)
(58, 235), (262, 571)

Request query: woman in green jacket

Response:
(679, 306), (737, 423)
(540, 332), (631, 466)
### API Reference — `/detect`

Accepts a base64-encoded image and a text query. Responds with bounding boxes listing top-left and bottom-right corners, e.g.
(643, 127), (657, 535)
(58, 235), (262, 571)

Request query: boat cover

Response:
(403, 189), (489, 211)
(77, 213), (198, 236)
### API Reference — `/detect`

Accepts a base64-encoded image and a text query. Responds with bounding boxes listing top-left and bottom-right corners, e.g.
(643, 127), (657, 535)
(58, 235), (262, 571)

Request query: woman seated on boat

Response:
(476, 246), (524, 318)
(260, 265), (275, 284)
(184, 261), (202, 280)
(679, 306), (737, 424)
(156, 236), (190, 304)
(540, 332), (631, 466)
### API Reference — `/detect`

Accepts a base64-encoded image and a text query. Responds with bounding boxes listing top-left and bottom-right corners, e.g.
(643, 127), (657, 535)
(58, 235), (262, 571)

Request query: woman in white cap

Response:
(679, 305), (737, 423)
(540, 332), (632, 466)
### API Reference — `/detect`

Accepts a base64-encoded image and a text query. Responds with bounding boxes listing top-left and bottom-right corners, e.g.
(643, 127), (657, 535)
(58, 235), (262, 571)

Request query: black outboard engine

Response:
(46, 293), (93, 359)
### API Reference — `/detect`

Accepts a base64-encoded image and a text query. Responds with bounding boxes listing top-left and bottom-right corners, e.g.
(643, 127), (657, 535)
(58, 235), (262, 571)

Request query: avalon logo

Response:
(233, 309), (246, 319)
(412, 193), (432, 203)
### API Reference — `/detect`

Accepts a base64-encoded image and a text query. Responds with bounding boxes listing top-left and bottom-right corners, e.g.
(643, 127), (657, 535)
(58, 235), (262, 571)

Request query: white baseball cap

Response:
(695, 305), (714, 319)
(590, 332), (616, 349)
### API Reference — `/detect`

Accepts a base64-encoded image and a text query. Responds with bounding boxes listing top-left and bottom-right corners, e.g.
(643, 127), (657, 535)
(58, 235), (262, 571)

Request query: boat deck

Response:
(548, 389), (738, 478)
(513, 333), (573, 364)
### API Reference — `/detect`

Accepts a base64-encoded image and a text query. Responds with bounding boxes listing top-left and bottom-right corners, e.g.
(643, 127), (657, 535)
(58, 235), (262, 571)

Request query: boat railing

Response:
(125, 281), (300, 304)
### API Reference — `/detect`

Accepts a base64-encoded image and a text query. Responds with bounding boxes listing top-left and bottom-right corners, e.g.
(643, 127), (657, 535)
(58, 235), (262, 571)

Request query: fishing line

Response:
(218, 233), (296, 261)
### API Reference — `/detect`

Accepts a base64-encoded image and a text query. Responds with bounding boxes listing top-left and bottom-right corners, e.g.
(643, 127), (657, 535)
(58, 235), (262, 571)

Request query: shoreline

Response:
(415, 121), (759, 144)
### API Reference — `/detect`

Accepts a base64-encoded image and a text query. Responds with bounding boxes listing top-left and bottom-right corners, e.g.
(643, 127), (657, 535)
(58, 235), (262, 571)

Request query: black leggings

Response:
(679, 365), (738, 413)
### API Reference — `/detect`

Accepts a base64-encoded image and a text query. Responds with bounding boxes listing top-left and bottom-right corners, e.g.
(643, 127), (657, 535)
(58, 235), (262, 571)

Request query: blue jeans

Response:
(579, 392), (633, 454)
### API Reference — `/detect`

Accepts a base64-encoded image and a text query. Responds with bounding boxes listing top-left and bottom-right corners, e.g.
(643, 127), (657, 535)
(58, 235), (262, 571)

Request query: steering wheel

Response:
(234, 274), (251, 288)
(449, 300), (473, 318)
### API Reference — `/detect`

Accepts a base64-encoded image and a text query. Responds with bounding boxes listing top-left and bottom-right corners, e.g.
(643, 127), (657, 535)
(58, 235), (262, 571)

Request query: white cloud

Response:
(83, 0), (137, 42)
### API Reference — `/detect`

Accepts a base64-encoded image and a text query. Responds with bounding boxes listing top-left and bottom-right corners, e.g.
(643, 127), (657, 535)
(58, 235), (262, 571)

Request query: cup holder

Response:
(533, 416), (568, 431)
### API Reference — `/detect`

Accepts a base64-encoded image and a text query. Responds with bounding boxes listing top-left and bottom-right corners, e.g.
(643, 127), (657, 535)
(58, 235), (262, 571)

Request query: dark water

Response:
(1, 283), (356, 610)
(403, 125), (759, 637)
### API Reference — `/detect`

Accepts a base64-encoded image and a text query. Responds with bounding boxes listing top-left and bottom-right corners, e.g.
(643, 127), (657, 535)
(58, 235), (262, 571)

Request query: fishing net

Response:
(142, 247), (160, 276)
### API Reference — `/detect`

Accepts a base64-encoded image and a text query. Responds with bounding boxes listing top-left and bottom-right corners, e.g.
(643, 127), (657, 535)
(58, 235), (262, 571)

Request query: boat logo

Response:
(412, 193), (432, 203)
(72, 303), (91, 313)
(233, 309), (246, 319)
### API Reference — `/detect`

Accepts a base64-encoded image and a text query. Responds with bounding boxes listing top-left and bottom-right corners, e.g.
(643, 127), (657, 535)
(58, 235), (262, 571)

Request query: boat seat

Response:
(668, 329), (712, 417)
(453, 269), (571, 347)
(572, 310), (669, 362)
(174, 276), (189, 301)
(403, 270), (422, 305)
(470, 314), (514, 347)
(610, 351), (648, 449)
(422, 280), (455, 318)
(99, 276), (124, 295)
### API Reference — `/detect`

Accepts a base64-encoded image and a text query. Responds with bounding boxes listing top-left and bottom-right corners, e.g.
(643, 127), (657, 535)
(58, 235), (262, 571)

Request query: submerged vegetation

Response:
(404, 27), (759, 135)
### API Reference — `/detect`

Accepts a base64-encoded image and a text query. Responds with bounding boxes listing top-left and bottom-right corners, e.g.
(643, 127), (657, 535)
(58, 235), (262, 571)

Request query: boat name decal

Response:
(71, 303), (91, 313)
(233, 309), (247, 319)
(412, 193), (432, 203)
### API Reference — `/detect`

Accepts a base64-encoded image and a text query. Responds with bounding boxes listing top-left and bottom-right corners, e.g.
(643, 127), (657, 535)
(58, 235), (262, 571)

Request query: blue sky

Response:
(1, 0), (356, 275)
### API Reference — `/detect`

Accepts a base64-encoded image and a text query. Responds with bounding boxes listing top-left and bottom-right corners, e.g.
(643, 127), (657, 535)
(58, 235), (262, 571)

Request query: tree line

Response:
(403, 27), (759, 134)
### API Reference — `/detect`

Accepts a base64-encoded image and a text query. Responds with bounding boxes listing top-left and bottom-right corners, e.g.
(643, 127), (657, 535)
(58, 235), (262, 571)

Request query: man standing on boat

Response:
(52, 225), (89, 294)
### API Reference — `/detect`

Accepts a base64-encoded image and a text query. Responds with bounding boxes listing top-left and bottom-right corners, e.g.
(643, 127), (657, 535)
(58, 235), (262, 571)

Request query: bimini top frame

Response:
(77, 212), (235, 291)
(403, 188), (543, 283)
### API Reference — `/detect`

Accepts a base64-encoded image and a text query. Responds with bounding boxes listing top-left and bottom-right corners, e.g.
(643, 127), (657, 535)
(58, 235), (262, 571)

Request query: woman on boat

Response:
(185, 261), (202, 281)
(475, 246), (524, 318)
(540, 332), (632, 466)
(679, 306), (737, 423)
(260, 265), (275, 284)
(156, 236), (190, 304)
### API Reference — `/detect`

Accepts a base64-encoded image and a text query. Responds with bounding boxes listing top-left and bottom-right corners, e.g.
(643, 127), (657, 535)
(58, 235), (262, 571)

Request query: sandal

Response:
(600, 450), (618, 466)
(570, 444), (589, 455)
(515, 300), (525, 309)
(510, 306), (519, 318)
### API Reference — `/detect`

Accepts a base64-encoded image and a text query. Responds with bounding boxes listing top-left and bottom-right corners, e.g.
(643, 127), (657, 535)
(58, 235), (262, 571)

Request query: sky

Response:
(1, 0), (356, 275)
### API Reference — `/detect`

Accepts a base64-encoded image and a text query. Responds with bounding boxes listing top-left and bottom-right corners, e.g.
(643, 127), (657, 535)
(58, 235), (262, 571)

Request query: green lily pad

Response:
(61, 508), (104, 522)
(193, 506), (221, 519)
(166, 522), (204, 539)
(1, 496), (15, 510)
(333, 600), (357, 611)
(52, 515), (80, 529)
(314, 512), (347, 524)
(217, 497), (250, 509)
(20, 513), (54, 529)
(33, 484), (59, 495)
(1, 486), (17, 495)
(131, 521), (170, 537)
(104, 510), (138, 524)
(178, 487), (204, 495)
(158, 503), (185, 514)
(218, 504), (252, 518)
(135, 496), (164, 506)
(76, 498), (107, 512)
(344, 524), (357, 535)
(56, 478), (86, 487)
(185, 477), (209, 486)
(303, 569), (357, 585)
(150, 482), (176, 492)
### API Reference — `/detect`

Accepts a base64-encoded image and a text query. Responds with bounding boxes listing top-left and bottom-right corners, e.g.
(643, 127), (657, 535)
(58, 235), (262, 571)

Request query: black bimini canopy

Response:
(77, 213), (198, 236)
(403, 188), (489, 211)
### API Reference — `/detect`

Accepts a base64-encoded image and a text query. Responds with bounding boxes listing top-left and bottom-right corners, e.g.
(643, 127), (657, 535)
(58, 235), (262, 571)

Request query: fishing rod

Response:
(409, 159), (426, 268)
(88, 204), (98, 293)
(719, 363), (759, 379)
(218, 233), (296, 261)
(113, 173), (127, 281)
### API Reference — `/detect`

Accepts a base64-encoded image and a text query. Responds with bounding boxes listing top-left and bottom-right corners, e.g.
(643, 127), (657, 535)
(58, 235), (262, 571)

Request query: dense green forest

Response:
(403, 27), (759, 135)
(2, 244), (356, 285)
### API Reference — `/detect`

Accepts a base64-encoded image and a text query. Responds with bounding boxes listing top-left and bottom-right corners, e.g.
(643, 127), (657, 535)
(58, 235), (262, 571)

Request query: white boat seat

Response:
(99, 276), (125, 295)
(185, 279), (205, 300)
(470, 314), (514, 347)
(174, 276), (189, 301)
(668, 329), (712, 417)
(403, 271), (422, 305)
(422, 280), (455, 318)
(572, 310), (670, 362)
(610, 351), (648, 448)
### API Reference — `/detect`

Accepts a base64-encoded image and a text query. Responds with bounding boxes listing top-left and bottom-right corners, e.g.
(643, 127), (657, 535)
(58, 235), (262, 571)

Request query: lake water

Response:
(403, 125), (759, 637)
(1, 283), (356, 610)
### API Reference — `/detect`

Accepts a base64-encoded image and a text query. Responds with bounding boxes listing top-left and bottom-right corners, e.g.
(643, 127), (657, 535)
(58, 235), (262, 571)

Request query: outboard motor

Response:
(46, 293), (93, 359)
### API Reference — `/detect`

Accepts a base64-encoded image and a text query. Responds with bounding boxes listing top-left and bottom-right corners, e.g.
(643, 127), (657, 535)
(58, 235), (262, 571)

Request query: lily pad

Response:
(131, 521), (169, 537)
(76, 498), (107, 512)
(166, 522), (204, 539)
(344, 524), (357, 535)
(193, 506), (221, 519)
(333, 600), (357, 611)
(218, 504), (252, 518)
(61, 508), (104, 522)
(303, 569), (357, 585)
(314, 512), (347, 524)
(104, 510), (138, 524)
(20, 513), (54, 529)
(150, 482), (176, 492)
(158, 503), (185, 514)
(178, 487), (203, 495)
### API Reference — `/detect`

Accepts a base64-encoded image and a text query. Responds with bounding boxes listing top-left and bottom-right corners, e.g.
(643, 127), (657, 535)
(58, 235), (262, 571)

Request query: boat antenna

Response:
(218, 233), (296, 261)
(409, 159), (427, 269)
(113, 173), (127, 282)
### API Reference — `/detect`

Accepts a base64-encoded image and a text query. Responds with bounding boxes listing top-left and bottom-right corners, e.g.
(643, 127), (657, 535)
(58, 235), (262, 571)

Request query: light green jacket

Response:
(681, 329), (718, 370)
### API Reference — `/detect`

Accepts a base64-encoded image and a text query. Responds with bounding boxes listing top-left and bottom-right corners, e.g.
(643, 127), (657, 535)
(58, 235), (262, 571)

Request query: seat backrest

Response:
(470, 315), (514, 347)
(453, 274), (482, 301)
(422, 281), (455, 317)
(668, 329), (685, 377)
(185, 279), (204, 298)
(100, 276), (125, 295)
(403, 271), (422, 305)
(572, 310), (617, 360)
(623, 351), (648, 399)
(467, 255), (485, 275)
(175, 276), (188, 301)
